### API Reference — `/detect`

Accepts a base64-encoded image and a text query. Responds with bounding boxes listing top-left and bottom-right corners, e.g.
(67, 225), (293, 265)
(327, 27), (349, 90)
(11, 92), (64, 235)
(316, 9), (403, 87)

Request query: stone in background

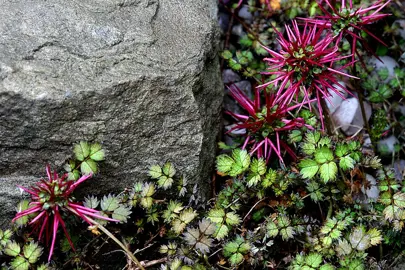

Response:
(0, 0), (223, 227)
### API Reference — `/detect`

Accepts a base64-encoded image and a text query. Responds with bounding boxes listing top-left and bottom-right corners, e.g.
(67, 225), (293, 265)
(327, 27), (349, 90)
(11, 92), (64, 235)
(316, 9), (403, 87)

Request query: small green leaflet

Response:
(74, 141), (90, 161)
(23, 241), (43, 264)
(301, 143), (316, 155)
(305, 253), (322, 268)
(230, 149), (251, 176)
(149, 165), (162, 179)
(100, 194), (120, 211)
(207, 208), (225, 223)
(89, 143), (105, 161)
(305, 131), (321, 145)
(319, 162), (338, 183)
(339, 155), (355, 170)
(315, 147), (334, 163)
(289, 130), (302, 143)
(112, 206), (132, 223)
(214, 224), (229, 239)
(335, 144), (349, 157)
(250, 158), (266, 175)
(4, 241), (21, 257)
(157, 175), (174, 190)
(393, 192), (405, 207)
(229, 253), (244, 266)
(10, 257), (29, 270)
(299, 159), (319, 179)
(80, 159), (98, 175)
(162, 162), (176, 178)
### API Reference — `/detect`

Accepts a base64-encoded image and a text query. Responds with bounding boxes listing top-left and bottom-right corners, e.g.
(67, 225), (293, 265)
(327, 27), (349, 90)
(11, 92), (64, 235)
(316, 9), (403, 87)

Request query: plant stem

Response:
(319, 98), (334, 135)
(327, 198), (333, 219)
(90, 217), (144, 269)
(70, 211), (145, 270)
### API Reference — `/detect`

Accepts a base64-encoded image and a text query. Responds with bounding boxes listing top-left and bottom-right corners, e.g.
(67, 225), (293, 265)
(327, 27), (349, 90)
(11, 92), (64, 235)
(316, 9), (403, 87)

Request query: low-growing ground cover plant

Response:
(2, 0), (405, 269)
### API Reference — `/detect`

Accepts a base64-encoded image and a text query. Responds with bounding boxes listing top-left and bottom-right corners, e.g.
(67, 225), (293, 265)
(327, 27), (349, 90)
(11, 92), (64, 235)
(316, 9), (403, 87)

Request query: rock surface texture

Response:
(0, 0), (222, 227)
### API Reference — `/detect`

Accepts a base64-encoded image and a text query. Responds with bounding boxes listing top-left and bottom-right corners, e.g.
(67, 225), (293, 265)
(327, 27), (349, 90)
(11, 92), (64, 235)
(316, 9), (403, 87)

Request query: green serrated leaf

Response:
(393, 192), (405, 207)
(5, 241), (21, 257)
(10, 256), (29, 270)
(379, 191), (392, 205)
(162, 162), (176, 177)
(207, 208), (225, 224)
(225, 212), (241, 226)
(336, 239), (352, 256)
(348, 259), (365, 270)
(112, 206), (132, 223)
(383, 205), (398, 221)
(301, 143), (316, 155)
(266, 221), (279, 237)
(0, 229), (13, 247)
(250, 158), (266, 175)
(74, 141), (90, 161)
(179, 208), (197, 224)
(339, 155), (355, 170)
(335, 144), (349, 157)
(80, 159), (98, 175)
(223, 241), (239, 255)
(299, 159), (319, 179)
(280, 226), (295, 240)
(89, 143), (105, 161)
(319, 162), (338, 183)
(100, 194), (120, 211)
(216, 154), (235, 175)
(23, 242), (42, 264)
(305, 253), (322, 268)
(318, 137), (331, 147)
(36, 264), (49, 270)
(315, 147), (334, 163)
(229, 253), (244, 266)
(247, 173), (261, 187)
(221, 50), (233, 60)
(142, 183), (156, 197)
(305, 132), (321, 145)
(367, 228), (382, 246)
(215, 224), (229, 239)
(157, 175), (174, 190)
(231, 149), (250, 176)
(289, 130), (302, 143)
(149, 165), (162, 179)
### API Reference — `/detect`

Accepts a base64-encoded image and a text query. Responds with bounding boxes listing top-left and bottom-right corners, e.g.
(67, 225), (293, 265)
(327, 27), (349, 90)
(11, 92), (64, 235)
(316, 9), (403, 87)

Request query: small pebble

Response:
(238, 6), (253, 22)
(332, 98), (371, 136)
(369, 55), (399, 81)
(231, 24), (246, 37)
(222, 69), (241, 84)
(378, 135), (399, 154)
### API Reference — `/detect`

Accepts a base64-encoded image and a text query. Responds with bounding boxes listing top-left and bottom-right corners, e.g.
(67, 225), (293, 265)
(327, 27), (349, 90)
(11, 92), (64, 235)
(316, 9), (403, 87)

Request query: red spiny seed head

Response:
(13, 165), (119, 261)
(258, 20), (355, 129)
(227, 85), (313, 163)
(301, 0), (391, 60)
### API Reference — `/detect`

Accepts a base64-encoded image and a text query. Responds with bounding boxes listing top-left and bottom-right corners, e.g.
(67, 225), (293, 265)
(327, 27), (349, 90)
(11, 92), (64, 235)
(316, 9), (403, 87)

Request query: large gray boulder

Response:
(0, 0), (222, 227)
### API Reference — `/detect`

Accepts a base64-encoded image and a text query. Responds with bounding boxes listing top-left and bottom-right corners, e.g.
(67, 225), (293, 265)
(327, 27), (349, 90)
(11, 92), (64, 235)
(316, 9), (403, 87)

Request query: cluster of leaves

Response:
(0, 229), (48, 270)
(298, 131), (361, 183)
(65, 141), (105, 179)
(358, 66), (405, 103)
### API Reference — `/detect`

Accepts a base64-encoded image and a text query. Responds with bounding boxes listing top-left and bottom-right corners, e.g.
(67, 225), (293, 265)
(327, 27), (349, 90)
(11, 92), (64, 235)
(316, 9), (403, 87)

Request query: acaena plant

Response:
(258, 20), (356, 130)
(13, 165), (119, 261)
(227, 84), (314, 163)
(301, 0), (391, 63)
